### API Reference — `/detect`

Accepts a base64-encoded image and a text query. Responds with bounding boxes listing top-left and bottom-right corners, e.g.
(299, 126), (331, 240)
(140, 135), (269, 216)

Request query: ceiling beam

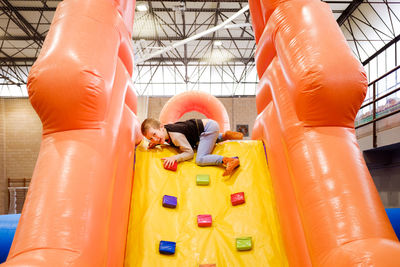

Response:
(0, 7), (247, 12)
(0, 2), (351, 12)
(362, 34), (400, 66)
(0, 36), (254, 41)
(0, 57), (36, 62)
(0, 0), (44, 46)
(0, 36), (44, 41)
(337, 0), (363, 26)
(9, 33), (381, 43)
(0, 56), (254, 63)
(142, 57), (254, 63)
(0, 6), (55, 11)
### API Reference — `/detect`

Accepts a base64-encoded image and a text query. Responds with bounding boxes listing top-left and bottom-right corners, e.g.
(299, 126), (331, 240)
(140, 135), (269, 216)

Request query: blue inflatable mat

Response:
(0, 214), (20, 263)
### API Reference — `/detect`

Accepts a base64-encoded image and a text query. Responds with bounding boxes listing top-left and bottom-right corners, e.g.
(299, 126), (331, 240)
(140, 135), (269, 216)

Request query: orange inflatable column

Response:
(252, 0), (400, 265)
(4, 0), (139, 266)
(105, 60), (139, 267)
(253, 58), (312, 267)
(251, 0), (313, 264)
(252, 0), (400, 266)
(252, 106), (312, 267)
(248, 0), (265, 44)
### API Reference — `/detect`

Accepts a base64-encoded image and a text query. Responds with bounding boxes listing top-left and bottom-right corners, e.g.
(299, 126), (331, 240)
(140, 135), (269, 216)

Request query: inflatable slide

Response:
(2, 0), (400, 266)
(124, 141), (287, 266)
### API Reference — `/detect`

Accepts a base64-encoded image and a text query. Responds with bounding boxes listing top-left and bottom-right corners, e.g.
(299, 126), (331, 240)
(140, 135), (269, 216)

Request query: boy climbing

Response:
(141, 118), (243, 176)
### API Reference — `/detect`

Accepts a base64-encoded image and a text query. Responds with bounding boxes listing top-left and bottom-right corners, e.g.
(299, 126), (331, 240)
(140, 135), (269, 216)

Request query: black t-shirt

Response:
(164, 119), (204, 149)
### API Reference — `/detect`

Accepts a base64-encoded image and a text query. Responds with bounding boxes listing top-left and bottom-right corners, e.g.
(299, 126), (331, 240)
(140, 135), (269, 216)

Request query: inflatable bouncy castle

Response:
(2, 0), (400, 266)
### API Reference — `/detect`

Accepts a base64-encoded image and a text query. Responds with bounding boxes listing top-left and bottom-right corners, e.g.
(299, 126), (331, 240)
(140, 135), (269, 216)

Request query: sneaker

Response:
(222, 131), (244, 141)
(222, 157), (240, 176)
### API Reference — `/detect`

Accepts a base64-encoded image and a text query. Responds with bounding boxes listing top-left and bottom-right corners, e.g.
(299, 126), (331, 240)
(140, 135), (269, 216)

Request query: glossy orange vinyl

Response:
(260, 0), (285, 23)
(250, 0), (400, 266)
(159, 91), (230, 132)
(255, 71), (273, 114)
(271, 0), (367, 128)
(248, 0), (265, 44)
(252, 103), (312, 267)
(4, 0), (139, 266)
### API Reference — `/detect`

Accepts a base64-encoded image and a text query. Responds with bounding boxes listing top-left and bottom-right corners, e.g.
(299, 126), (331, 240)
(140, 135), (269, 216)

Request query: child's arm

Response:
(164, 132), (194, 163)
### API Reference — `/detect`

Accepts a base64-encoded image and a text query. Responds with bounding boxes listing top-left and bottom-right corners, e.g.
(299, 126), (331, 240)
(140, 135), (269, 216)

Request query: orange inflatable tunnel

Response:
(250, 0), (400, 266)
(159, 91), (230, 132)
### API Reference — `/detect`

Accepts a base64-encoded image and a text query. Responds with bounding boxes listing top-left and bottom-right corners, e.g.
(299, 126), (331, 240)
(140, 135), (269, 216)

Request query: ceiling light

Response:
(136, 4), (148, 12)
(214, 41), (223, 47)
(203, 49), (233, 64)
(172, 2), (186, 12)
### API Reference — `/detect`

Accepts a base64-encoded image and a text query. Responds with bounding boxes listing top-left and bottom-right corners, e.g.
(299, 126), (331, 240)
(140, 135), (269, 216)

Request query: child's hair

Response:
(141, 118), (161, 135)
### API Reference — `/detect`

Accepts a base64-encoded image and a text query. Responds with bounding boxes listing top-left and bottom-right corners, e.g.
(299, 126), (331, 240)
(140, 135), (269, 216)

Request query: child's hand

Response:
(148, 142), (157, 149)
(162, 157), (176, 168)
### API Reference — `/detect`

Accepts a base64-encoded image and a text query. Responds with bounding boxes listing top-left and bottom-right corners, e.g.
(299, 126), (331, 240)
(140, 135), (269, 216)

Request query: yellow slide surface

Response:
(125, 140), (288, 266)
